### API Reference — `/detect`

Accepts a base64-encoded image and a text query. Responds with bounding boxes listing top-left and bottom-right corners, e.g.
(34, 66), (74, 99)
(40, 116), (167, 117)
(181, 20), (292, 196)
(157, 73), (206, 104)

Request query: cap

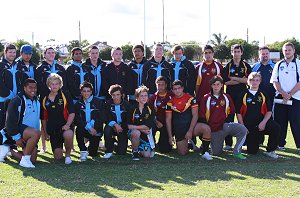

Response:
(20, 44), (33, 54)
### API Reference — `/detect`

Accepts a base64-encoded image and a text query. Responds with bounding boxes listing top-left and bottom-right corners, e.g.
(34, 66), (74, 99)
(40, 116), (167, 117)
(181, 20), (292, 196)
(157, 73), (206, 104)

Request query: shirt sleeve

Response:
(65, 91), (75, 114)
(270, 62), (280, 83)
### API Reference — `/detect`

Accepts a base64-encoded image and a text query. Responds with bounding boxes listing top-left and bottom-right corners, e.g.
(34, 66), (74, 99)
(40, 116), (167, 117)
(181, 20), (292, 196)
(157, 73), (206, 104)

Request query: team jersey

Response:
(148, 91), (173, 124)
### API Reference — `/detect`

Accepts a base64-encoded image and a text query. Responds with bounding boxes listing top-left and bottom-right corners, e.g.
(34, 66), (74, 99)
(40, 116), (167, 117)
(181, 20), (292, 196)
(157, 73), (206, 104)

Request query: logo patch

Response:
(220, 100), (225, 106)
(211, 100), (217, 106)
(246, 98), (252, 103)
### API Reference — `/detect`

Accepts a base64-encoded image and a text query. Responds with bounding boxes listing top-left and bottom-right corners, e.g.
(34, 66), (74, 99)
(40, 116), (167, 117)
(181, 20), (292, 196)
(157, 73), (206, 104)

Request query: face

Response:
(136, 91), (148, 105)
(24, 83), (37, 98)
(156, 80), (167, 93)
(111, 90), (122, 104)
(231, 48), (243, 59)
(173, 49), (183, 61)
(259, 49), (270, 63)
(89, 48), (99, 62)
(203, 49), (214, 61)
(282, 45), (295, 60)
(112, 50), (123, 62)
(133, 48), (144, 60)
(73, 50), (83, 62)
(154, 46), (164, 58)
(211, 81), (223, 94)
(21, 53), (32, 63)
(81, 87), (93, 100)
(248, 77), (261, 88)
(5, 49), (17, 62)
(172, 85), (184, 97)
(44, 49), (55, 62)
(49, 79), (61, 93)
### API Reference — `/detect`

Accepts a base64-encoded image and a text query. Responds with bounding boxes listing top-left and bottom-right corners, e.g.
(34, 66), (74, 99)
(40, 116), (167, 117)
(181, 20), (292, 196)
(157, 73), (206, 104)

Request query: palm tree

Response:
(209, 33), (227, 46)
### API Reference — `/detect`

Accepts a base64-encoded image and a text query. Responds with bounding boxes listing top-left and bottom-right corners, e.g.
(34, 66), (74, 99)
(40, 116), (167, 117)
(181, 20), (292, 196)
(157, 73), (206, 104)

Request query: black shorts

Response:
(173, 122), (191, 142)
(49, 130), (65, 152)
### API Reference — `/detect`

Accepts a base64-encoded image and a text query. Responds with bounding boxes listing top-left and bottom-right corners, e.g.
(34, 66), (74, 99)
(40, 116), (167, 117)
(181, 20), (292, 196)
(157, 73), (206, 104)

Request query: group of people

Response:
(0, 41), (299, 169)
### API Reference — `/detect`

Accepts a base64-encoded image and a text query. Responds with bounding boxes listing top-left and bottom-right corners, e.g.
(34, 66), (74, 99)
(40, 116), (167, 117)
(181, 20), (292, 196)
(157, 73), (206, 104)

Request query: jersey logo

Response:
(246, 98), (252, 103)
(211, 100), (216, 106)
(156, 101), (161, 106)
(58, 99), (63, 105)
(220, 100), (225, 106)
(241, 68), (245, 73)
(280, 66), (284, 71)
(230, 68), (235, 73)
(145, 113), (149, 119)
(202, 68), (207, 73)
(134, 114), (139, 119)
(211, 68), (216, 74)
(257, 96), (262, 103)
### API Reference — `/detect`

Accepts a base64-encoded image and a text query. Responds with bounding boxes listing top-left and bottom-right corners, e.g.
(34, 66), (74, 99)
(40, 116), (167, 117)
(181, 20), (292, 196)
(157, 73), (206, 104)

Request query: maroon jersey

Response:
(148, 91), (173, 124)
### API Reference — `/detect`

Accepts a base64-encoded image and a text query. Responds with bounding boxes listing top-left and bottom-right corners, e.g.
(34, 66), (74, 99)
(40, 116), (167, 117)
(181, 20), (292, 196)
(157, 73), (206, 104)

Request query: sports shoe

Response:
(233, 153), (247, 160)
(103, 153), (113, 159)
(19, 156), (35, 168)
(264, 151), (279, 159)
(297, 148), (300, 155)
(80, 151), (88, 161)
(202, 152), (213, 160)
(150, 151), (155, 158)
(132, 151), (140, 161)
(277, 146), (286, 151)
(39, 148), (46, 153)
(65, 156), (72, 165)
(0, 145), (10, 162)
(188, 139), (199, 151)
(223, 145), (233, 151)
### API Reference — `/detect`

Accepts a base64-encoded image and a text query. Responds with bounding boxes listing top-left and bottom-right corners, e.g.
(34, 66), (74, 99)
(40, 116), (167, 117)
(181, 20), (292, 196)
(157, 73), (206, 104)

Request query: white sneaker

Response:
(103, 153), (113, 159)
(80, 151), (88, 161)
(65, 156), (72, 164)
(150, 151), (155, 158)
(264, 151), (279, 159)
(202, 152), (213, 160)
(277, 146), (286, 151)
(0, 145), (10, 162)
(19, 156), (35, 168)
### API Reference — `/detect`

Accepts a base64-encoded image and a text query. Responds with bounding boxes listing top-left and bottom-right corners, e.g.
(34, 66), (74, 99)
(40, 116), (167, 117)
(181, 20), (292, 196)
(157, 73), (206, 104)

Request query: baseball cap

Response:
(20, 44), (33, 54)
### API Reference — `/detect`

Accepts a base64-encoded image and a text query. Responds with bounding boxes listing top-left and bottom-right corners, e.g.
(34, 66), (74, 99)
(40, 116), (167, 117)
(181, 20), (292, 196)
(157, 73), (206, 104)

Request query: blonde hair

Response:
(247, 72), (262, 84)
(46, 73), (63, 88)
(135, 85), (149, 99)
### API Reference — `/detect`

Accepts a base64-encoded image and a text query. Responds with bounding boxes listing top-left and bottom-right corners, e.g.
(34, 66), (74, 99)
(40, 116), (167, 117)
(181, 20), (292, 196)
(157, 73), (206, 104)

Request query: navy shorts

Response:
(128, 129), (151, 152)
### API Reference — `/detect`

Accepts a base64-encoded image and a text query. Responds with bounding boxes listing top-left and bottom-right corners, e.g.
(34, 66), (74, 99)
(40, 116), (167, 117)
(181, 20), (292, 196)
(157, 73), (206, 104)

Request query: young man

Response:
(170, 45), (196, 96)
(148, 76), (173, 153)
(102, 47), (130, 99)
(0, 44), (17, 129)
(83, 45), (107, 100)
(0, 78), (40, 168)
(166, 80), (198, 156)
(127, 86), (155, 160)
(199, 76), (248, 159)
(128, 45), (148, 104)
(103, 84), (131, 158)
(196, 45), (223, 103)
(142, 43), (172, 95)
(236, 72), (280, 158)
(271, 42), (300, 153)
(16, 44), (37, 81)
(222, 44), (252, 150)
(74, 81), (105, 161)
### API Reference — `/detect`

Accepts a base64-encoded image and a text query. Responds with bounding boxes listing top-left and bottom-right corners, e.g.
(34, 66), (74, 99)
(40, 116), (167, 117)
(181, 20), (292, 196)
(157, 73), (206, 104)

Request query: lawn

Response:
(0, 130), (299, 197)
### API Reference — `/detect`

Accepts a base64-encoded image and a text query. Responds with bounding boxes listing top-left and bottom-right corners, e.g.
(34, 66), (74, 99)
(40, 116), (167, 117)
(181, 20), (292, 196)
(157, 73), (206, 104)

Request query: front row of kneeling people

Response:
(0, 71), (282, 168)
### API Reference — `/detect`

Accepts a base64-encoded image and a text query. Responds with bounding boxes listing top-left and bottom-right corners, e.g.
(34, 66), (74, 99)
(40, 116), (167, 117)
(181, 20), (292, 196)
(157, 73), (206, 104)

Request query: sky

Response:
(1, 0), (299, 47)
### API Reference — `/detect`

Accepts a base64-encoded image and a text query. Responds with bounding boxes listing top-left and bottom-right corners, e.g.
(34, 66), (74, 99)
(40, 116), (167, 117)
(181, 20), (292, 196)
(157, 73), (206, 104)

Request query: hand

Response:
(230, 77), (239, 82)
(114, 124), (123, 133)
(168, 136), (175, 146)
(89, 128), (97, 136)
(16, 139), (25, 148)
(62, 124), (70, 131)
(258, 121), (266, 131)
(156, 120), (163, 129)
(185, 130), (193, 140)
(281, 91), (291, 100)
(140, 129), (150, 134)
(45, 133), (50, 141)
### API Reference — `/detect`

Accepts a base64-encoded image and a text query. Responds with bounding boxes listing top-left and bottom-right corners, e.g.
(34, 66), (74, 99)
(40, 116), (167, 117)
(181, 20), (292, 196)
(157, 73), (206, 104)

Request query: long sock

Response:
(201, 139), (211, 155)
(24, 155), (31, 160)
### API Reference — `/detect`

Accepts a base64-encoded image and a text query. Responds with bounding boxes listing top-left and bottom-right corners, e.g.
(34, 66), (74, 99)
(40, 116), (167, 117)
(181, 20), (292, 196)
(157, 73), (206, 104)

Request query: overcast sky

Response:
(1, 0), (298, 47)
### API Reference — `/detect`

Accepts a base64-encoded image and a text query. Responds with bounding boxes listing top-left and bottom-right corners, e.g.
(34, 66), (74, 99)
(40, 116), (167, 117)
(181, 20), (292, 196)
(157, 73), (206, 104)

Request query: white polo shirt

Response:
(270, 58), (300, 100)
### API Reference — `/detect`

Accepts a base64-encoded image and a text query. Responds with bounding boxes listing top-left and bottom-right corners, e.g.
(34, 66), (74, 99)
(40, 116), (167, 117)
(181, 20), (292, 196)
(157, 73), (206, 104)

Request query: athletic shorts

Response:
(128, 129), (151, 152)
(49, 130), (65, 152)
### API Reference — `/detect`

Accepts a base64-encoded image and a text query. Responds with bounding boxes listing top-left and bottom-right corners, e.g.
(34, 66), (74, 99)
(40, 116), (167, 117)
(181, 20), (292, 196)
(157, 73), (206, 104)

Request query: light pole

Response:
(208, 0), (211, 43)
(144, 0), (147, 57)
(162, 0), (165, 43)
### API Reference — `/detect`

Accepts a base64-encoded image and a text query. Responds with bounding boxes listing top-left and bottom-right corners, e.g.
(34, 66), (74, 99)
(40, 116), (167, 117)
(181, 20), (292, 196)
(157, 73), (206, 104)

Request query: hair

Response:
(46, 73), (63, 88)
(247, 72), (262, 84)
(172, 80), (184, 88)
(108, 84), (123, 95)
(111, 47), (122, 56)
(23, 78), (37, 87)
(283, 42), (295, 50)
(44, 47), (55, 55)
(203, 45), (214, 53)
(135, 85), (149, 98)
(89, 45), (99, 52)
(132, 45), (144, 53)
(155, 76), (168, 84)
(258, 46), (270, 51)
(231, 44), (244, 53)
(153, 43), (163, 50)
(209, 75), (224, 94)
(4, 43), (16, 53)
(80, 81), (93, 91)
(71, 47), (82, 57)
(171, 45), (184, 54)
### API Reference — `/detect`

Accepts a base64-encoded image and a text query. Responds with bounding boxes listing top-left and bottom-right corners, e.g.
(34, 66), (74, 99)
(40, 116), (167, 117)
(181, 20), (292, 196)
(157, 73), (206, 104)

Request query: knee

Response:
(178, 150), (188, 156)
(54, 149), (63, 160)
(131, 130), (140, 140)
(63, 130), (74, 139)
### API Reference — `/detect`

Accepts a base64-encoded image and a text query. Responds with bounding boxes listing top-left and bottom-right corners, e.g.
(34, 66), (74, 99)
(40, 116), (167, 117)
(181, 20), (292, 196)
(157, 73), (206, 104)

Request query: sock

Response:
(201, 139), (211, 155)
(24, 155), (31, 160)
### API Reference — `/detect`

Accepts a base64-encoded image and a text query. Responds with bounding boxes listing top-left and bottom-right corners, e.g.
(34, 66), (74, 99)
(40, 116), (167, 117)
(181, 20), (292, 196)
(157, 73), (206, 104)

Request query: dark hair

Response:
(231, 44), (244, 53)
(155, 76), (168, 84)
(80, 81), (93, 91)
(209, 75), (224, 85)
(108, 84), (123, 95)
(132, 45), (144, 53)
(89, 45), (99, 51)
(4, 44), (16, 53)
(172, 80), (184, 88)
(203, 45), (214, 53)
(259, 46), (270, 51)
(283, 42), (295, 49)
(44, 47), (55, 55)
(23, 78), (37, 87)
(71, 47), (82, 56)
(171, 45), (184, 54)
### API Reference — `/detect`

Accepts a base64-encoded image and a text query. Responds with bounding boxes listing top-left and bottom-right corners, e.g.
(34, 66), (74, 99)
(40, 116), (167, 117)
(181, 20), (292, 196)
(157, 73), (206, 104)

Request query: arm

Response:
(273, 82), (290, 100)
(127, 124), (149, 130)
(165, 111), (174, 145)
(74, 103), (87, 129)
(5, 97), (21, 140)
(62, 113), (75, 131)
(288, 82), (300, 96)
(230, 76), (248, 84)
(0, 68), (11, 97)
(258, 112), (272, 131)
(237, 114), (244, 125)
(187, 61), (196, 96)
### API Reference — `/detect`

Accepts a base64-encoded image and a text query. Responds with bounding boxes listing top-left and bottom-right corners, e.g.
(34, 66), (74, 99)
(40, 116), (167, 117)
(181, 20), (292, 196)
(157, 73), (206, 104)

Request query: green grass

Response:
(0, 131), (300, 197)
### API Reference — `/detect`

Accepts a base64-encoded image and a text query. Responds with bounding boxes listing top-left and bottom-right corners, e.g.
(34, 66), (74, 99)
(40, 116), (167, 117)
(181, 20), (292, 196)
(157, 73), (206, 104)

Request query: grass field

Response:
(0, 130), (300, 197)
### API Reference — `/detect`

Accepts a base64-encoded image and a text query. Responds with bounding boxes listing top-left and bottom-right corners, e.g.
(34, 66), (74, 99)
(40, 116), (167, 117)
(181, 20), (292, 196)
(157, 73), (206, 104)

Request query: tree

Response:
(121, 43), (133, 61)
(210, 33), (227, 46)
(225, 39), (258, 60)
(180, 41), (202, 60)
(214, 44), (230, 63)
(14, 39), (41, 64)
(67, 40), (81, 52)
(268, 37), (300, 58)
(100, 47), (113, 61)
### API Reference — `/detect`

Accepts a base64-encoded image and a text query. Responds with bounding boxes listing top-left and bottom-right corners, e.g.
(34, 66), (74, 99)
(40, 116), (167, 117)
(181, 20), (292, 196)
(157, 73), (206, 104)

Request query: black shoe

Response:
(132, 151), (140, 161)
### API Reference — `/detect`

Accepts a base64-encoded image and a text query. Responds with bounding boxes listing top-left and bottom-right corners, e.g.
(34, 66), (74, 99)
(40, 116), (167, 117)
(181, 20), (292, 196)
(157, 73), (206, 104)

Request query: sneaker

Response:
(65, 156), (72, 165)
(0, 145), (10, 162)
(188, 139), (199, 151)
(80, 151), (88, 161)
(132, 151), (140, 161)
(264, 151), (279, 159)
(150, 151), (155, 158)
(202, 152), (213, 160)
(39, 149), (46, 153)
(223, 145), (233, 151)
(233, 153), (247, 160)
(19, 156), (35, 168)
(277, 146), (286, 151)
(103, 153), (113, 159)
